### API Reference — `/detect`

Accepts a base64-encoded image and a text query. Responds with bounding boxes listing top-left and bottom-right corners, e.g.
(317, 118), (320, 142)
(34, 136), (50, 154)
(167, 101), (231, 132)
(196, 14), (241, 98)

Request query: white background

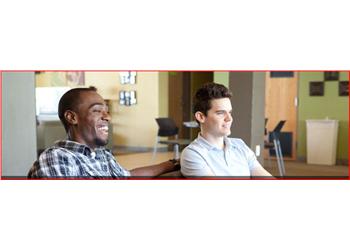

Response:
(0, 1), (349, 250)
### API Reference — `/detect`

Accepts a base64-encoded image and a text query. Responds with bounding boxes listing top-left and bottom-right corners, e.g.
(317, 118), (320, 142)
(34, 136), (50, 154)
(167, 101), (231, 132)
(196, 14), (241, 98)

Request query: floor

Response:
(115, 151), (175, 170)
(115, 151), (349, 178)
(263, 159), (348, 178)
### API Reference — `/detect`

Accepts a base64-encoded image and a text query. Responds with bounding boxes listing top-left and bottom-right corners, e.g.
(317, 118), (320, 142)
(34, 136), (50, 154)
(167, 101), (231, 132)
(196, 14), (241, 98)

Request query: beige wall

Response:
(158, 72), (169, 117)
(85, 72), (168, 148)
(35, 71), (169, 149)
(85, 72), (120, 100)
(36, 72), (66, 87)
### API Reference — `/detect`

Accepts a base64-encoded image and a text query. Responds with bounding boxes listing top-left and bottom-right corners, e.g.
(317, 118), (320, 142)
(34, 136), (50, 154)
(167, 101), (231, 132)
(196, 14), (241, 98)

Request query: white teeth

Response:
(98, 126), (108, 131)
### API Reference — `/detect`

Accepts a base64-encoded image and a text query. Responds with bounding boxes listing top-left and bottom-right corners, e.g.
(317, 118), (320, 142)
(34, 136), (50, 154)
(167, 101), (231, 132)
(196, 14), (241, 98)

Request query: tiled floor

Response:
(116, 151), (348, 178)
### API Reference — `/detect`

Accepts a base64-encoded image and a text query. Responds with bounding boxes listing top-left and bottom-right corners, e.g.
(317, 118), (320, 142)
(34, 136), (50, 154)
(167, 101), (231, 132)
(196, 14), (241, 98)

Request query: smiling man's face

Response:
(73, 91), (111, 149)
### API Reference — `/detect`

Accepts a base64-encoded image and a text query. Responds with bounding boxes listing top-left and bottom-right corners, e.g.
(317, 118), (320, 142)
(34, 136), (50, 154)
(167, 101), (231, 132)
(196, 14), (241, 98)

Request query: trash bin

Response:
(306, 119), (339, 165)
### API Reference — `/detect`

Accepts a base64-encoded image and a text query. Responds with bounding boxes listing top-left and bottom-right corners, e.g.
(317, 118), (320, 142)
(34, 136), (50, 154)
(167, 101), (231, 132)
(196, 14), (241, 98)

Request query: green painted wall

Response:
(214, 72), (229, 87)
(190, 72), (214, 109)
(297, 72), (349, 161)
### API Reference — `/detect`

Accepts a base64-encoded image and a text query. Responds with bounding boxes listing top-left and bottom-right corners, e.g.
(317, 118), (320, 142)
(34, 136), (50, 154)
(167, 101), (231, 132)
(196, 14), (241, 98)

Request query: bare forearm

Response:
(130, 160), (179, 177)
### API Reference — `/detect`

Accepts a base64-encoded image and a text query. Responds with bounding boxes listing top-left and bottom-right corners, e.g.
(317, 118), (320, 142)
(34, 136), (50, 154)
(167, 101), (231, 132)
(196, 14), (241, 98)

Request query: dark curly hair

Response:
(193, 82), (232, 120)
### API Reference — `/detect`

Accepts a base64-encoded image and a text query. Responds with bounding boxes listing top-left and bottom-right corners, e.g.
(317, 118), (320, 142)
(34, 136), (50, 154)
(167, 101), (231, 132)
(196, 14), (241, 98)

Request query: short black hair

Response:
(193, 82), (232, 118)
(58, 86), (97, 132)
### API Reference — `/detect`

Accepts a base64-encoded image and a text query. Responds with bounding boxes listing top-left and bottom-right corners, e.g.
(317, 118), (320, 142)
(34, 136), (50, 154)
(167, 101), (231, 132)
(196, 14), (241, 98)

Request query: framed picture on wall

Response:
(324, 71), (339, 81)
(66, 72), (85, 86)
(339, 81), (349, 96)
(119, 72), (137, 84)
(309, 81), (324, 96)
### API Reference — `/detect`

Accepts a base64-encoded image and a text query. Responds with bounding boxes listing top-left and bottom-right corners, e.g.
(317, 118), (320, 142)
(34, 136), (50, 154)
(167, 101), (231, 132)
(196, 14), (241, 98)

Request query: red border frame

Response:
(0, 70), (2, 180)
(0, 70), (349, 180)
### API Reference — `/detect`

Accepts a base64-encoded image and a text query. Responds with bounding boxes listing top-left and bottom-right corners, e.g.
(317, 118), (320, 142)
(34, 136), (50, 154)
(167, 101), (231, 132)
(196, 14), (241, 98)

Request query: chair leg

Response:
(273, 139), (282, 176)
(273, 139), (285, 177)
(276, 140), (286, 176)
(152, 136), (159, 161)
(174, 144), (179, 159)
(174, 134), (180, 159)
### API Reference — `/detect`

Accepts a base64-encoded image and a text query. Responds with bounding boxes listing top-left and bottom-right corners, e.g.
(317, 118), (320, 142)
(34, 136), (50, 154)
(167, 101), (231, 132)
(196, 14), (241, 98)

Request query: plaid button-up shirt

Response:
(28, 140), (130, 178)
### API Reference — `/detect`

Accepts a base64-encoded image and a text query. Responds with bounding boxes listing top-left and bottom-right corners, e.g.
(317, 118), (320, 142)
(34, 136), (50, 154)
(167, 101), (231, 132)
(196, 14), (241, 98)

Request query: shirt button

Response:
(90, 152), (96, 159)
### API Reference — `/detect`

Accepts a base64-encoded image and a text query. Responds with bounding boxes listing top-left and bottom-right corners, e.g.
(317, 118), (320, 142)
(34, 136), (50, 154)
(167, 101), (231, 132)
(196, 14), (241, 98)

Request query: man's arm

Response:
(250, 162), (274, 177)
(129, 160), (180, 177)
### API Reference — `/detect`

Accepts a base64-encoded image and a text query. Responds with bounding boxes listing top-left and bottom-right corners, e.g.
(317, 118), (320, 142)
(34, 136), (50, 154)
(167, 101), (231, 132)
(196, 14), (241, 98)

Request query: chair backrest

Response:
(273, 120), (286, 133)
(270, 120), (286, 140)
(155, 118), (179, 137)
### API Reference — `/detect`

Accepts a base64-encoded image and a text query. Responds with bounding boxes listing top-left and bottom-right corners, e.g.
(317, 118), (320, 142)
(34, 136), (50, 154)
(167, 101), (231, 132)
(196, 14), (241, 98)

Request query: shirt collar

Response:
(54, 140), (105, 157)
(196, 133), (236, 151)
(196, 133), (230, 150)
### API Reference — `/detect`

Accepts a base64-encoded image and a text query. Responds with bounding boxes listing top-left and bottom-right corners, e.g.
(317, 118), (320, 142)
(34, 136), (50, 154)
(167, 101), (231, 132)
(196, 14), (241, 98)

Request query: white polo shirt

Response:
(180, 134), (262, 177)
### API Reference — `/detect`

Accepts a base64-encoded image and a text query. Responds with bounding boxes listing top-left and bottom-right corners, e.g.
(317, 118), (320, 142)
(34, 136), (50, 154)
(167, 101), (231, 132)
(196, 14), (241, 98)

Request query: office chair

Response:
(264, 120), (286, 176)
(153, 118), (191, 160)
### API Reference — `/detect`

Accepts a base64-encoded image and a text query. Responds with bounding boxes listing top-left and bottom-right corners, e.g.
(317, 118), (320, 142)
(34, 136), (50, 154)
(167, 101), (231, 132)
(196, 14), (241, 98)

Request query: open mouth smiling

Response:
(97, 124), (109, 135)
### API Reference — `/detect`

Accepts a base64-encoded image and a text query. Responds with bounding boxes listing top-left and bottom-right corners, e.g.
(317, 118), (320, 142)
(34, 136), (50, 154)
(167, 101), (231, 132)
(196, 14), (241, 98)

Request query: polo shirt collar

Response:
(196, 133), (233, 151)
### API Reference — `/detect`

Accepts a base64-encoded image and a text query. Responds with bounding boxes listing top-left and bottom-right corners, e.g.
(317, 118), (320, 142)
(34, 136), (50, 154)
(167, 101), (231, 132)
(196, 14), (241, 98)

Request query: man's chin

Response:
(95, 138), (108, 147)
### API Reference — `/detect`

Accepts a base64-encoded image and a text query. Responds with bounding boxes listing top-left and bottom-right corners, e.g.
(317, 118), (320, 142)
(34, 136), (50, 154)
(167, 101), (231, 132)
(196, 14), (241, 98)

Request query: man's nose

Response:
(225, 113), (233, 122)
(102, 110), (111, 121)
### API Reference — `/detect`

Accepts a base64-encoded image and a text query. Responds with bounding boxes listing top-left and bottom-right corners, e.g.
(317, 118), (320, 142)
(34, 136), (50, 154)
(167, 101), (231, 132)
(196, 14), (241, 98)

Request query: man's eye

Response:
(93, 109), (102, 113)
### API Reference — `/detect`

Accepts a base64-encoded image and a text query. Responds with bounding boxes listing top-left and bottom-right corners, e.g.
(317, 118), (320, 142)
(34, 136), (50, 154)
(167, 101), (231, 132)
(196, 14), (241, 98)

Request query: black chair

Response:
(153, 118), (191, 159)
(264, 120), (286, 176)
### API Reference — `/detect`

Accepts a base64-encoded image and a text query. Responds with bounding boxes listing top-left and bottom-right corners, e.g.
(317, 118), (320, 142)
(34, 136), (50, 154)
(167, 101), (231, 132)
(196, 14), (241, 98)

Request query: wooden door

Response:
(265, 72), (298, 160)
(168, 72), (191, 139)
(168, 71), (213, 140)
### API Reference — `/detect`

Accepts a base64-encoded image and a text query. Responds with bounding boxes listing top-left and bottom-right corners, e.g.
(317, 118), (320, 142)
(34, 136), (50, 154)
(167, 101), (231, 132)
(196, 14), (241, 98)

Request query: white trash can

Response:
(306, 119), (339, 165)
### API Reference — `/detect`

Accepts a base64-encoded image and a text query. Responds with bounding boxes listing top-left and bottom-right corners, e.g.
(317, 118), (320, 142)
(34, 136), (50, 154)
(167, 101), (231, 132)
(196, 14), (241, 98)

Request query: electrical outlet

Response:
(255, 145), (261, 156)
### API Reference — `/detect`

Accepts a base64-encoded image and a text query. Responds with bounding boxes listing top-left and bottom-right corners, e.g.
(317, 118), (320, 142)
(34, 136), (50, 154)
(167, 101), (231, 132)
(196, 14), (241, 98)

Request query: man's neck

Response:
(67, 131), (96, 150)
(200, 132), (225, 149)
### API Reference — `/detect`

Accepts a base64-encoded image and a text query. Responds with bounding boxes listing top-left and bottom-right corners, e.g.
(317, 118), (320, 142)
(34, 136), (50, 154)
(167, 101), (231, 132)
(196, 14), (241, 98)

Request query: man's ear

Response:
(194, 111), (206, 124)
(64, 110), (78, 126)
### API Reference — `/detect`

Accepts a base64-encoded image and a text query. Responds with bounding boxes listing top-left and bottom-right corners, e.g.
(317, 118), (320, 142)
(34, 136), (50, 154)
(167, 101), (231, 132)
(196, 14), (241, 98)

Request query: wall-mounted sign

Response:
(119, 91), (137, 106)
(119, 72), (137, 84)
(309, 81), (324, 96)
(339, 81), (349, 96)
(324, 72), (339, 81)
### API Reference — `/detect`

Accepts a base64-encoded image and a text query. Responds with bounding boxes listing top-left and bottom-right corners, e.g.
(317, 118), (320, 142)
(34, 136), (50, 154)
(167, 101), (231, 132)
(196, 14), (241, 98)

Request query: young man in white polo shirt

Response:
(180, 82), (272, 177)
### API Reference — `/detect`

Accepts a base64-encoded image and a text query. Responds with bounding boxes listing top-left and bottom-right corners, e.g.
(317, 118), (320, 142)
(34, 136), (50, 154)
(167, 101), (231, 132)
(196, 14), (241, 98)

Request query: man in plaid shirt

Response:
(28, 87), (179, 178)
